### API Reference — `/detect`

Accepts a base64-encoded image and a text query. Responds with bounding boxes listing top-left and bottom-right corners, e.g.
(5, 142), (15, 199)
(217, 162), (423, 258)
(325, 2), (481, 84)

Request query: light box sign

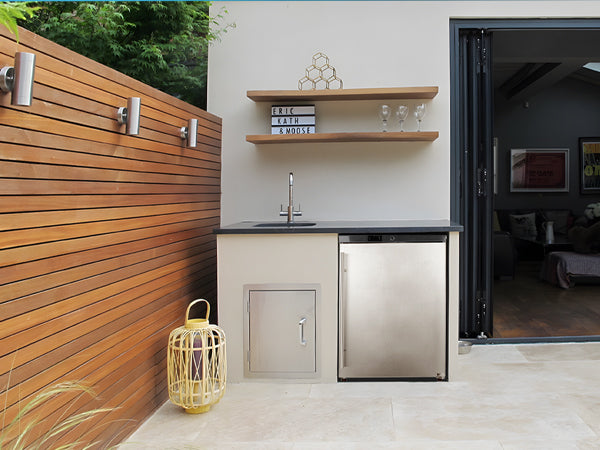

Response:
(271, 105), (315, 135)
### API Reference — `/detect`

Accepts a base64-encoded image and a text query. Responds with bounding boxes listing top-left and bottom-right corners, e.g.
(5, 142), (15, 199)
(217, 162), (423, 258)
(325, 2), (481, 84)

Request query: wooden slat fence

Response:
(0, 26), (221, 448)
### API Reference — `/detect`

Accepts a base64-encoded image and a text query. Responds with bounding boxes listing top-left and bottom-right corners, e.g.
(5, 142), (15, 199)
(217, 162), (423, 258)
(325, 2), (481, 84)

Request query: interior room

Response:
(492, 29), (600, 338)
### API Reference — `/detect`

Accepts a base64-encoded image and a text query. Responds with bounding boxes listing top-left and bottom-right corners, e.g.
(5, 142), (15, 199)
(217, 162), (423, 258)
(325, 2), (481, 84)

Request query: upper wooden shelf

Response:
(246, 131), (439, 144)
(247, 87), (439, 102)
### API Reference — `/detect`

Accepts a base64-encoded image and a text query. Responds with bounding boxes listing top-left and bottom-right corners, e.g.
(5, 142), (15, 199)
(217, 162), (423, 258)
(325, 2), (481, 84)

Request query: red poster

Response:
(511, 149), (568, 192)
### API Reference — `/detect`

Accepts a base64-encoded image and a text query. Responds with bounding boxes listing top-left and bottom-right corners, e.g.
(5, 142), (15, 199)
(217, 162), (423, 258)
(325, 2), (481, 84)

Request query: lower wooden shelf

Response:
(246, 131), (439, 144)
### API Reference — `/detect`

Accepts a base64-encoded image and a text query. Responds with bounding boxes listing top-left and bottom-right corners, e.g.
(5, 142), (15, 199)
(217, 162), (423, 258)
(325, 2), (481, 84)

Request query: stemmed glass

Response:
(395, 105), (409, 132)
(414, 103), (426, 132)
(378, 104), (391, 132)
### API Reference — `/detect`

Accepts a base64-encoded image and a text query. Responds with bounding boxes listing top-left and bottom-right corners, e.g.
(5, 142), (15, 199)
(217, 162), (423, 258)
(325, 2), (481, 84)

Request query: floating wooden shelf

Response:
(247, 86), (438, 102)
(246, 131), (439, 144)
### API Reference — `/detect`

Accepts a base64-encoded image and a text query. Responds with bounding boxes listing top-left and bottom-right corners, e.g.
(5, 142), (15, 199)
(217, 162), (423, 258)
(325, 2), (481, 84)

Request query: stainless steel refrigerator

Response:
(338, 234), (447, 380)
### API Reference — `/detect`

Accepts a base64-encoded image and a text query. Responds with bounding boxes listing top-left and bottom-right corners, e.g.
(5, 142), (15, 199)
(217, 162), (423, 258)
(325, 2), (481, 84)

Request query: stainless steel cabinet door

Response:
(339, 241), (446, 379)
(248, 289), (316, 374)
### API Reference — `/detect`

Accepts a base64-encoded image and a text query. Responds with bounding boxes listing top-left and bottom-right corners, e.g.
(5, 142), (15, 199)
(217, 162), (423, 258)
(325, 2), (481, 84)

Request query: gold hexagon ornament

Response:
(298, 76), (314, 90)
(299, 52), (343, 90)
(314, 76), (328, 90)
(320, 64), (336, 81)
(306, 65), (321, 81)
(327, 76), (343, 90)
(312, 52), (329, 69)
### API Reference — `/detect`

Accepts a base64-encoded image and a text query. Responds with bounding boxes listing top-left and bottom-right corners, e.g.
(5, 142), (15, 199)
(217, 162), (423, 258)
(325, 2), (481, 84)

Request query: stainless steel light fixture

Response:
(180, 118), (198, 147)
(117, 97), (141, 135)
(1, 52), (36, 106)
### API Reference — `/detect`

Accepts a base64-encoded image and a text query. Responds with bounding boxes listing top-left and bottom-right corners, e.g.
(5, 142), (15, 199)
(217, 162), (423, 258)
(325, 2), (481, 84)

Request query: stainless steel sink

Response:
(253, 222), (317, 227)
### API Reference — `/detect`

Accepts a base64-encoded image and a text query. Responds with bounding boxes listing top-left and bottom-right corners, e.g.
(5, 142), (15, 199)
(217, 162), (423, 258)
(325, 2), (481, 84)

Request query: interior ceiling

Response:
(493, 30), (600, 102)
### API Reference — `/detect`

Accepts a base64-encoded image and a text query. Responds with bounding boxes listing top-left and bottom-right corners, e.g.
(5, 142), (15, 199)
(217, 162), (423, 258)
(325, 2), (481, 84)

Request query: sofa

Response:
(492, 209), (575, 279)
(494, 207), (600, 288)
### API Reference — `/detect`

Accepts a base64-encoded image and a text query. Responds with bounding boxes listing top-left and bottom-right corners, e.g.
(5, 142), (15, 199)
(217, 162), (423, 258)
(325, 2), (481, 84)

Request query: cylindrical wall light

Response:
(180, 118), (198, 148)
(117, 97), (141, 135)
(0, 52), (36, 106)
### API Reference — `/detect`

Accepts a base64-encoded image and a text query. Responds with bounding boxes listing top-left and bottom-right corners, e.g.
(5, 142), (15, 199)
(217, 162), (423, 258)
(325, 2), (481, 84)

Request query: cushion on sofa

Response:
(509, 212), (537, 239)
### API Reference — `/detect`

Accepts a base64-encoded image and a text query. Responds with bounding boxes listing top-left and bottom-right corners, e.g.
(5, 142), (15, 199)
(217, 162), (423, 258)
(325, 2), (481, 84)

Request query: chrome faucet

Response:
(280, 172), (302, 224)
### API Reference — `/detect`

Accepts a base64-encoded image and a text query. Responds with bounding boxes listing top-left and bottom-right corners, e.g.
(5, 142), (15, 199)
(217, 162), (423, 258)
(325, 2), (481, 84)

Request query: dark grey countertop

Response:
(215, 219), (463, 234)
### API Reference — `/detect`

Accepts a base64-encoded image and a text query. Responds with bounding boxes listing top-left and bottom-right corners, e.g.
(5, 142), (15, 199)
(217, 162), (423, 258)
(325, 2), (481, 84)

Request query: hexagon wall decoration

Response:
(298, 52), (343, 90)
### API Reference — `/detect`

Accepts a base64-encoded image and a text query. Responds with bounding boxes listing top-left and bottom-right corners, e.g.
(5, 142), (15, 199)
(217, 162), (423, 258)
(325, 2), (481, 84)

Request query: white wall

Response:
(208, 1), (600, 226)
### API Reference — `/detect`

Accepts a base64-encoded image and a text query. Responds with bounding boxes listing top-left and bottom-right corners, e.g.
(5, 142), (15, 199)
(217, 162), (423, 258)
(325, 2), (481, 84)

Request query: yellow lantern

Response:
(167, 299), (226, 413)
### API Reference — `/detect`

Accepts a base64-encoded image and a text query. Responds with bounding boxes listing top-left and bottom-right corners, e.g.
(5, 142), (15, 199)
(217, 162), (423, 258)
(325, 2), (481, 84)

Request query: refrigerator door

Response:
(339, 239), (447, 379)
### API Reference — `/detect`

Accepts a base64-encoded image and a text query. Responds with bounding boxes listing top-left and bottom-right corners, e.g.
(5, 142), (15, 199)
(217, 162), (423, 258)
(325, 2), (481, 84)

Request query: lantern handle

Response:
(186, 299), (210, 321)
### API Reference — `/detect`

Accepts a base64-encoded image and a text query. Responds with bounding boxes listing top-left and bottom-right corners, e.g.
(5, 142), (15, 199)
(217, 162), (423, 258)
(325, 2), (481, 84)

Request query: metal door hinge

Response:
(476, 294), (487, 311)
(476, 168), (488, 197)
(478, 30), (488, 74)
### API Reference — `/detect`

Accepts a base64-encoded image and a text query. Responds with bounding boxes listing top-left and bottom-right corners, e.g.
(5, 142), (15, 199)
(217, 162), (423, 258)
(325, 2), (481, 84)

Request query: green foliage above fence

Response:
(20, 1), (234, 109)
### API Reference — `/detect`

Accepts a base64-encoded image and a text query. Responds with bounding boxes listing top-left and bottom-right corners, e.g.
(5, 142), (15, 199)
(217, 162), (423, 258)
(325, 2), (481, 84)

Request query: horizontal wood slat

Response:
(0, 201), (220, 231)
(0, 193), (221, 213)
(0, 217), (218, 284)
(0, 125), (221, 165)
(0, 244), (216, 328)
(1, 142), (221, 176)
(0, 109), (222, 151)
(0, 215), (219, 267)
(0, 160), (219, 185)
(0, 179), (221, 196)
(0, 262), (216, 364)
(0, 237), (216, 316)
(0, 26), (221, 448)
(1, 208), (219, 252)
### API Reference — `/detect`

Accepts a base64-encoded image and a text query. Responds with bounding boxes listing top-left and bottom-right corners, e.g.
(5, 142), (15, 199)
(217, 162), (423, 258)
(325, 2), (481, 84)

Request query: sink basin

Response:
(253, 222), (317, 227)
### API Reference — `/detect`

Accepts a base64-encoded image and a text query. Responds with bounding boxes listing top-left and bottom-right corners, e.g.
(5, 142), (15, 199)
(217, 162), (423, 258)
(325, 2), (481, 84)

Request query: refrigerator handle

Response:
(339, 251), (347, 368)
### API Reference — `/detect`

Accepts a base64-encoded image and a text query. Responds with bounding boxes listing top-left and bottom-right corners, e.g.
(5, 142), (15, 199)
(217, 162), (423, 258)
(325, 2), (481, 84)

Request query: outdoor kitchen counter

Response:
(215, 219), (463, 234)
(215, 219), (462, 383)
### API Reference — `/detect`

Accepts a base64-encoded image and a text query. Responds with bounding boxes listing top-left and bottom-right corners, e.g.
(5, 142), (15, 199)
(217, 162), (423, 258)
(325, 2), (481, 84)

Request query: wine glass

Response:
(395, 105), (409, 132)
(378, 104), (391, 132)
(414, 103), (426, 132)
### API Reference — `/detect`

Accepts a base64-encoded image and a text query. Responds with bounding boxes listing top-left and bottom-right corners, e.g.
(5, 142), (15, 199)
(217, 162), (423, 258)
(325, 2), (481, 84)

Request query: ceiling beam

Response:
(501, 62), (585, 102)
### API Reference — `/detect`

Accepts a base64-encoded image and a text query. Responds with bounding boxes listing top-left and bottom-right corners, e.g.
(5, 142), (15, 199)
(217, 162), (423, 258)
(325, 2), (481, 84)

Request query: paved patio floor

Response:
(120, 342), (600, 449)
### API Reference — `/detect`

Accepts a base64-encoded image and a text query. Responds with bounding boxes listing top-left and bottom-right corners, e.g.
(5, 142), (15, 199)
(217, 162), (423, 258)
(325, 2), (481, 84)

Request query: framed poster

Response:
(510, 148), (569, 192)
(579, 138), (600, 193)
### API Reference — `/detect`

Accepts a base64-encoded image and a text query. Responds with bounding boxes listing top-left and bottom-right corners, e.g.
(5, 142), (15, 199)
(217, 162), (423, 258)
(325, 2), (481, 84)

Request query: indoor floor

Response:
(493, 261), (600, 338)
(121, 343), (600, 449)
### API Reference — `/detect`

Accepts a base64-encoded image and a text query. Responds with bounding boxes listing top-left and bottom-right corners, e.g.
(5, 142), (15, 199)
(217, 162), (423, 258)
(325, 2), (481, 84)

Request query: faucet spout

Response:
(288, 172), (294, 222)
(279, 171), (302, 224)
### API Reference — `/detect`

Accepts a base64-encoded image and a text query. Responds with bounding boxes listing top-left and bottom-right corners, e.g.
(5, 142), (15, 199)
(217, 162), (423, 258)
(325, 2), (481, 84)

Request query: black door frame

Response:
(457, 29), (494, 338)
(450, 18), (600, 341)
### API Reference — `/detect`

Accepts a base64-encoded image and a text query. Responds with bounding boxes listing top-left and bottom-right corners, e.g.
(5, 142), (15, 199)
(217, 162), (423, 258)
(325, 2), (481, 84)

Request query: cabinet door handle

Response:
(298, 317), (307, 346)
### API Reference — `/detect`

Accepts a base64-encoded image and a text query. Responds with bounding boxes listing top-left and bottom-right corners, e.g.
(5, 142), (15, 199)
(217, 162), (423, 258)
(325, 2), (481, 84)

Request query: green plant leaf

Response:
(0, 2), (40, 41)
